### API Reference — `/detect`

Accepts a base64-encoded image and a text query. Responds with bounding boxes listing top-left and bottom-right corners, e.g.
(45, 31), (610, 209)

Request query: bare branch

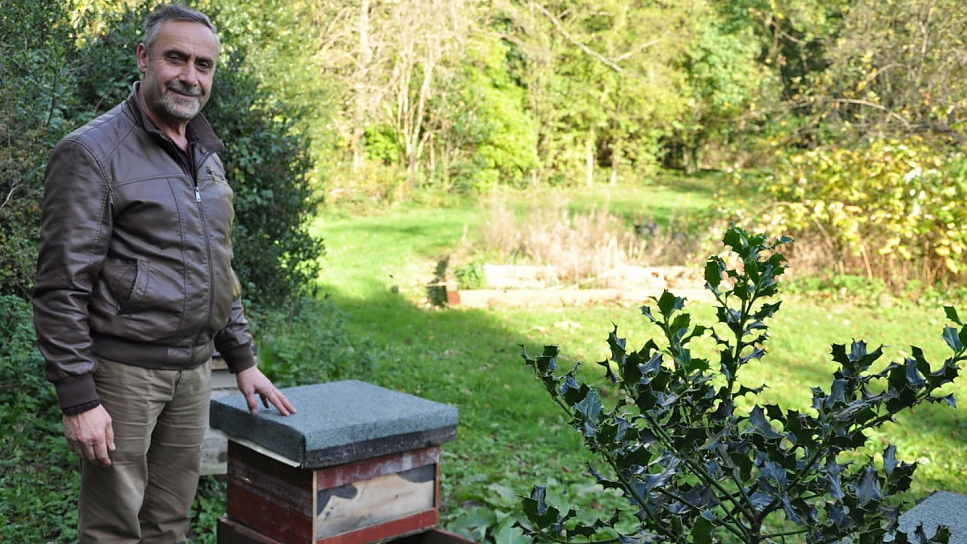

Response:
(1, 183), (21, 211)
(816, 97), (913, 128)
(614, 38), (661, 63)
(530, 1), (625, 73)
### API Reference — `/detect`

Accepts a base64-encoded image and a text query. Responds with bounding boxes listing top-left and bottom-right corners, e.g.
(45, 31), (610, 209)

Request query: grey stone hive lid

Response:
(895, 491), (967, 544)
(210, 380), (459, 469)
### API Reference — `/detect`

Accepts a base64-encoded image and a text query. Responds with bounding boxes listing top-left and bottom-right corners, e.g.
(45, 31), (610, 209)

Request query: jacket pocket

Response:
(103, 257), (151, 314)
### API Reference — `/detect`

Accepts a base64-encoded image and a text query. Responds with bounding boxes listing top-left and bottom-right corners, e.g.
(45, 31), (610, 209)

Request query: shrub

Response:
(731, 139), (967, 287)
(520, 226), (961, 543)
(0, 0), (77, 298)
(251, 298), (376, 387)
(0, 294), (78, 543)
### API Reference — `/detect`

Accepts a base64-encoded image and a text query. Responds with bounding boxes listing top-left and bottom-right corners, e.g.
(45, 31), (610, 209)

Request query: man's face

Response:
(137, 20), (219, 124)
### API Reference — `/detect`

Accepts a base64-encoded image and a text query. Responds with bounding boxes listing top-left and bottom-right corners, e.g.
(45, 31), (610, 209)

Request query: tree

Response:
(665, 8), (777, 173)
(818, 0), (967, 144)
(0, 0), (77, 298)
(496, 0), (735, 182)
(205, 0), (337, 183)
(710, 0), (850, 149)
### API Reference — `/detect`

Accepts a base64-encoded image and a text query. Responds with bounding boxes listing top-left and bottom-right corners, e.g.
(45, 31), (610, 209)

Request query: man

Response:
(32, 4), (295, 542)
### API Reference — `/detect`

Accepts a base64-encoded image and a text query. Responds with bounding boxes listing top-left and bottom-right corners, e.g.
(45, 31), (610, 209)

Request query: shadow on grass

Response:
(318, 280), (967, 498)
(313, 286), (588, 477)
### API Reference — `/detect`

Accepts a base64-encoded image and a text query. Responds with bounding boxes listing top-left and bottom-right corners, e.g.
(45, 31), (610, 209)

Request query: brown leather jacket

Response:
(33, 85), (256, 412)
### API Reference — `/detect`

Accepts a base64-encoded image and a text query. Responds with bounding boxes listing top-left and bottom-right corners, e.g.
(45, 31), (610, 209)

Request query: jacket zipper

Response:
(163, 134), (221, 365)
(187, 154), (217, 363)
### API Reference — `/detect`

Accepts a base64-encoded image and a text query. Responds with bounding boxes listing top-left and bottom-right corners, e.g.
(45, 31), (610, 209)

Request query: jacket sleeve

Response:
(213, 292), (257, 374)
(32, 138), (113, 412)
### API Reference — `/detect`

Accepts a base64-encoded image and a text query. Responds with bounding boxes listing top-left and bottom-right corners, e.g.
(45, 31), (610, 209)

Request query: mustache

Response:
(166, 83), (203, 97)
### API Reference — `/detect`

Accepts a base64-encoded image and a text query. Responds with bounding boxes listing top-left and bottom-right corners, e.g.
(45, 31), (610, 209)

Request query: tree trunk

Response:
(610, 140), (620, 185)
(352, 0), (372, 171)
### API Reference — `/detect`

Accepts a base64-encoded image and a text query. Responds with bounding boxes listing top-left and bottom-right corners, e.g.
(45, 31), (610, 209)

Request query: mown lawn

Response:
(307, 178), (967, 540)
(3, 175), (964, 543)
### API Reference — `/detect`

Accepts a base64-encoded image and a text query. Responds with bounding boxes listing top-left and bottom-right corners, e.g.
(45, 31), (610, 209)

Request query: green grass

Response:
(304, 178), (967, 540)
(4, 174), (965, 543)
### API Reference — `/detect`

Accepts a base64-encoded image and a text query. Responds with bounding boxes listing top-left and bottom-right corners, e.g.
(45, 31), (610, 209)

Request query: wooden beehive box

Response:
(210, 380), (459, 544)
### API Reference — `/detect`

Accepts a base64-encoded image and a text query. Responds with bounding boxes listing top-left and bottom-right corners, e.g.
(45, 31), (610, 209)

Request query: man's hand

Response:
(236, 367), (296, 416)
(63, 405), (115, 467)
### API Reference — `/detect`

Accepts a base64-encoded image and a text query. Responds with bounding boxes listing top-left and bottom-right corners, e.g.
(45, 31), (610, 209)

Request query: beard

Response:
(159, 82), (206, 120)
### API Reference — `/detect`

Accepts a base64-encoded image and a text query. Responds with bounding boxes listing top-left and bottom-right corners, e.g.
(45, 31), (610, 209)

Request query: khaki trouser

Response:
(78, 357), (211, 543)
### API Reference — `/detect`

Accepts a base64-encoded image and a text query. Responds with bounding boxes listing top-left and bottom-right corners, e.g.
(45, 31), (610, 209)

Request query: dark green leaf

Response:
(574, 389), (603, 421)
(906, 361), (926, 389)
(657, 290), (684, 320)
(641, 304), (657, 323)
(883, 444), (898, 476)
(749, 406), (782, 440)
(943, 326), (963, 353)
(749, 491), (772, 511)
(745, 257), (760, 282)
(753, 301), (782, 321)
(704, 259), (724, 290)
(692, 515), (713, 544)
(737, 384), (765, 397)
(852, 467), (883, 507)
(723, 227), (744, 252)
(944, 306), (962, 325)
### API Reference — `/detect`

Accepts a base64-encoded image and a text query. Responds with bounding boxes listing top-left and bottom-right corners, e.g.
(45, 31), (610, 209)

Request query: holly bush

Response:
(520, 226), (961, 543)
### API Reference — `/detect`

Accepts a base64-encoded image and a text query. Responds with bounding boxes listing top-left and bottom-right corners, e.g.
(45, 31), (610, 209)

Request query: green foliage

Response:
(447, 477), (634, 544)
(194, 4), (327, 311)
(520, 226), (961, 543)
(666, 10), (777, 172)
(251, 299), (375, 387)
(817, 0), (967, 144)
(431, 35), (539, 191)
(447, 481), (530, 544)
(0, 295), (37, 363)
(188, 476), (228, 544)
(0, 0), (77, 297)
(711, 0), (849, 149)
(454, 261), (486, 291)
(68, 5), (144, 123)
(204, 0), (337, 186)
(736, 138), (967, 285)
(204, 55), (324, 311)
(0, 296), (77, 543)
(0, 122), (47, 298)
(364, 124), (403, 166)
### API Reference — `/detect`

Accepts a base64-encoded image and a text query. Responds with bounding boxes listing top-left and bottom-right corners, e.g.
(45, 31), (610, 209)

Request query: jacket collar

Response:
(126, 82), (224, 154)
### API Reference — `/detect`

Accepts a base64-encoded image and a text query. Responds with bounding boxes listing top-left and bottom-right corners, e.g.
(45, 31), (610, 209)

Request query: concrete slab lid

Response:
(210, 380), (459, 468)
(895, 491), (967, 544)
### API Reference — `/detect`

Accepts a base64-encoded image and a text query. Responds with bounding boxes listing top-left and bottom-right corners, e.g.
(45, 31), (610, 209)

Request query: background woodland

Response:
(5, 0), (967, 307)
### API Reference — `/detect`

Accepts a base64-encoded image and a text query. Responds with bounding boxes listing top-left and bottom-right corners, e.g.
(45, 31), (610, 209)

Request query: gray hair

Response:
(143, 4), (218, 54)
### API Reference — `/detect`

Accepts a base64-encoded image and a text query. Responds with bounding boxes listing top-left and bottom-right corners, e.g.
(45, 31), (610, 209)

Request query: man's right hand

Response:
(63, 405), (115, 467)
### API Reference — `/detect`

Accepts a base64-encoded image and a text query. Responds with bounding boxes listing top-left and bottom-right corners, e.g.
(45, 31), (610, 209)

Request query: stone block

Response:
(896, 491), (967, 544)
(210, 380), (458, 468)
